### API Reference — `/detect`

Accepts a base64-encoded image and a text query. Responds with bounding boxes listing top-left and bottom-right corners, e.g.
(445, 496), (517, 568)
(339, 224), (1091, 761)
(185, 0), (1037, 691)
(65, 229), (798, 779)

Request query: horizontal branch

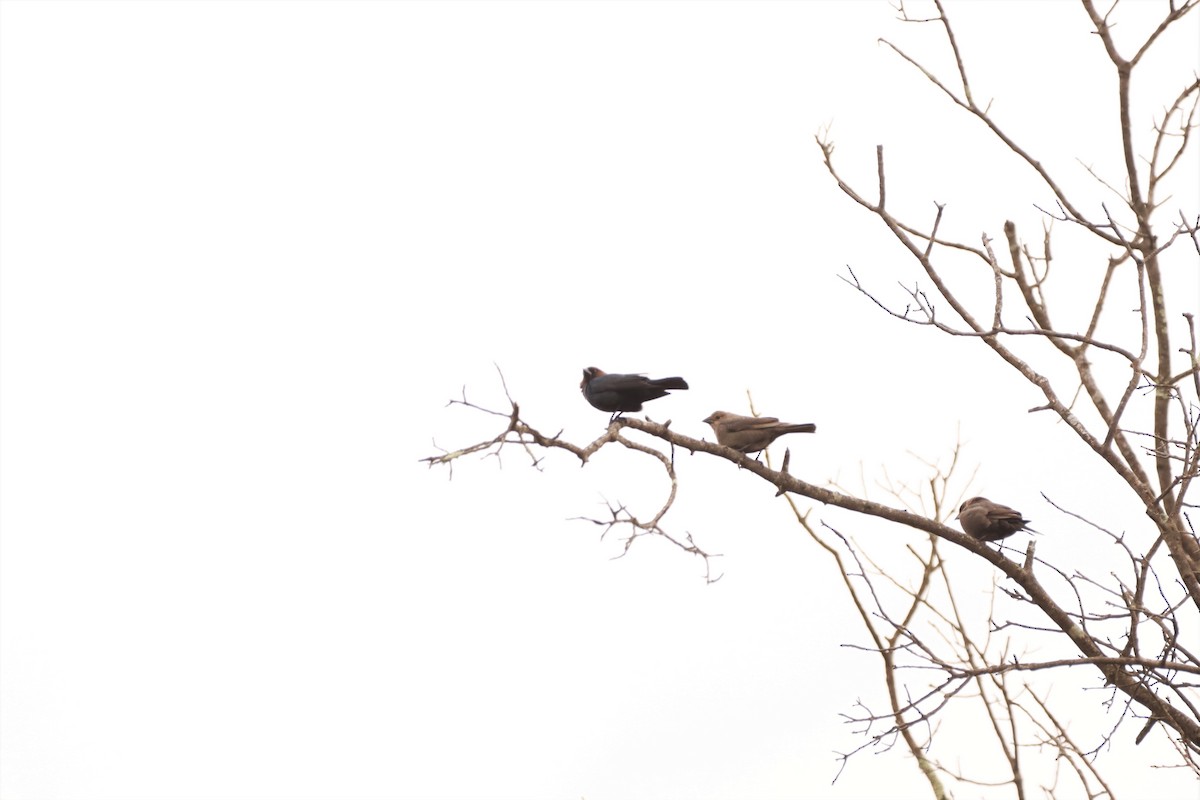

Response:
(426, 391), (1200, 750)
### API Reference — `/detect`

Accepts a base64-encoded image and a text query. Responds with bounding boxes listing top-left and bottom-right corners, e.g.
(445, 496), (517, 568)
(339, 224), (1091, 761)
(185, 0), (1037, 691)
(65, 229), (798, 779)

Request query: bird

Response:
(580, 367), (689, 421)
(702, 410), (816, 455)
(955, 497), (1036, 541)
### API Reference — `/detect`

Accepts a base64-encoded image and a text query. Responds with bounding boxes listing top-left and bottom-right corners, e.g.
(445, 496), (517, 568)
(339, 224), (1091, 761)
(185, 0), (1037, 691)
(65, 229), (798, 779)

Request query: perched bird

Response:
(703, 410), (816, 455)
(956, 497), (1035, 541)
(580, 367), (689, 420)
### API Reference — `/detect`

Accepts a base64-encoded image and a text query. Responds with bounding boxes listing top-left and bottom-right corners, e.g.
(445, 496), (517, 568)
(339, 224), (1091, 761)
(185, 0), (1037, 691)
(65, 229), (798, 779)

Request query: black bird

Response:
(702, 410), (816, 455)
(580, 367), (689, 420)
(956, 497), (1036, 541)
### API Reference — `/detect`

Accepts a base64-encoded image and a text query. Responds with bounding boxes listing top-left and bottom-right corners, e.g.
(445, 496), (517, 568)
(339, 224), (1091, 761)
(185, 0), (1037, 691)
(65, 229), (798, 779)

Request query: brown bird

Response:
(702, 410), (816, 455)
(955, 497), (1035, 541)
(581, 367), (689, 421)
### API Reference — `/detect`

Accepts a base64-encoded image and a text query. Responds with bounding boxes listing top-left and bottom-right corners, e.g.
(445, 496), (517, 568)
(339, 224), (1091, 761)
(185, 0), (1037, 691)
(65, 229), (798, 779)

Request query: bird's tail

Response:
(782, 423), (817, 434)
(650, 377), (689, 390)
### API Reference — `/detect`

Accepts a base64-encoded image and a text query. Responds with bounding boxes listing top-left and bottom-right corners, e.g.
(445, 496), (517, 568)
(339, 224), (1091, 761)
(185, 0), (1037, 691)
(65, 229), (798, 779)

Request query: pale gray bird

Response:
(955, 497), (1035, 541)
(702, 410), (816, 454)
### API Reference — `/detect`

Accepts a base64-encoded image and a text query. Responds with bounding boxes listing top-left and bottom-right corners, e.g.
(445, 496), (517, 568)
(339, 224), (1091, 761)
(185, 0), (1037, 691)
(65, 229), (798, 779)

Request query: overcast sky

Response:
(3, 1), (1199, 798)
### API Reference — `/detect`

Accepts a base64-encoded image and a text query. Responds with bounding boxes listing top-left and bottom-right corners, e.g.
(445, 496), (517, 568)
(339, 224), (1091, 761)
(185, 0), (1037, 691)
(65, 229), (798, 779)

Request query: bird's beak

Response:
(702, 415), (714, 424)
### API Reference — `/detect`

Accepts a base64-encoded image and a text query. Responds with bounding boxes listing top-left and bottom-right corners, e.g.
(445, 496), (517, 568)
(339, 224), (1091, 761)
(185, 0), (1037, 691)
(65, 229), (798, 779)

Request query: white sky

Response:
(2, 1), (1198, 798)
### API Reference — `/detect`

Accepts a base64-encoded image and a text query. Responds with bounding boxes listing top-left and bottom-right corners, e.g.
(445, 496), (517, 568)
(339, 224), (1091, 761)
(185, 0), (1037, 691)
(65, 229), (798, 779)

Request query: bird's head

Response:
(580, 367), (605, 390)
(703, 411), (729, 425)
(956, 497), (988, 519)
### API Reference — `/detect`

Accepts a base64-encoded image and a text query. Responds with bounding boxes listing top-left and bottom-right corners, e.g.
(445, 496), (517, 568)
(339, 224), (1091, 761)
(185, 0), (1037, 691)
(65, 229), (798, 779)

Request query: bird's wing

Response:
(986, 505), (1024, 522)
(592, 373), (649, 390)
(723, 416), (781, 432)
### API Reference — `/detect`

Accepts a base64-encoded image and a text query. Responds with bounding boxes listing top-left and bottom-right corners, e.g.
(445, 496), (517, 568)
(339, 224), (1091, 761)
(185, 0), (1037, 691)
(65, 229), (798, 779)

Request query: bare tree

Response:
(424, 1), (1200, 796)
